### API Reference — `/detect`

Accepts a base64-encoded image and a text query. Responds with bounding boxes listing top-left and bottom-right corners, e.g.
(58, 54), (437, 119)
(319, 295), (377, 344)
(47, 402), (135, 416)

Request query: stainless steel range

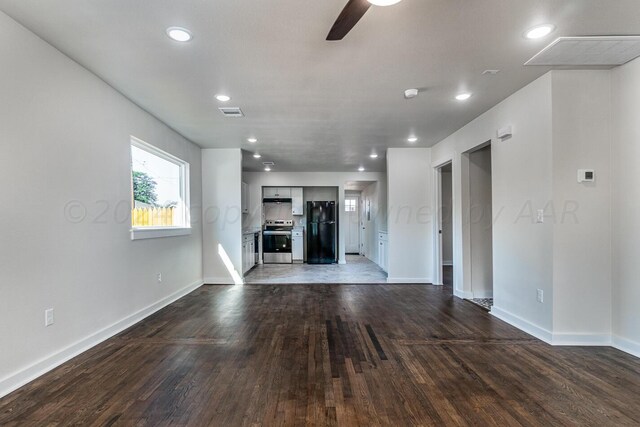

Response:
(263, 220), (293, 264)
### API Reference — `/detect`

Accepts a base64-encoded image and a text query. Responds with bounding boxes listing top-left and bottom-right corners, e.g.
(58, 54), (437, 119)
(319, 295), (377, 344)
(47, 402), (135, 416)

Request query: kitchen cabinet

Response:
(291, 187), (303, 215)
(292, 229), (304, 262)
(241, 182), (249, 214)
(378, 231), (388, 273)
(242, 233), (256, 274)
(263, 187), (291, 198)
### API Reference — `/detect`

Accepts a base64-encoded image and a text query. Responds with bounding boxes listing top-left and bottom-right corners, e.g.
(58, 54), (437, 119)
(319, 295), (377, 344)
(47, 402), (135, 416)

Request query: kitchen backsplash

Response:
(263, 202), (293, 222)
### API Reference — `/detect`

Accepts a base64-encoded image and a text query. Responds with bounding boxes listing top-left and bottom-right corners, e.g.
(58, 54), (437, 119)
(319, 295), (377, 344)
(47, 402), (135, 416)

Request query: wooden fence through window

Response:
(131, 207), (175, 227)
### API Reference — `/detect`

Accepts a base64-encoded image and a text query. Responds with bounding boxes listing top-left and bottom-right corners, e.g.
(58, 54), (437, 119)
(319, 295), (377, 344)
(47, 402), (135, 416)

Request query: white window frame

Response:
(130, 136), (191, 240)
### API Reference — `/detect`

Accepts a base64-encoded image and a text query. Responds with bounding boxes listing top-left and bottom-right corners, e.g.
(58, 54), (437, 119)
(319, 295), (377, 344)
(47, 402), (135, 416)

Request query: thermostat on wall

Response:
(577, 169), (595, 183)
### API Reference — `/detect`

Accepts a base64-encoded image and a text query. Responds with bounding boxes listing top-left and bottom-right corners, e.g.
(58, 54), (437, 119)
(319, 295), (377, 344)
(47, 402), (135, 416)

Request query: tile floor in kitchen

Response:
(244, 254), (388, 284)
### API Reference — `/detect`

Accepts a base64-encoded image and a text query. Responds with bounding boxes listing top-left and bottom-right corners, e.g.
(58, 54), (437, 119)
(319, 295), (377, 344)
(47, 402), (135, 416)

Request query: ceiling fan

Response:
(326, 0), (402, 41)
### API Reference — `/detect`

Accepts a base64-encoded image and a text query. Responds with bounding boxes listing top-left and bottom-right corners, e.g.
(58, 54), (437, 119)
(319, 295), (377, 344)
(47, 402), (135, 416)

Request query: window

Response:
(130, 136), (190, 240)
(345, 198), (357, 212)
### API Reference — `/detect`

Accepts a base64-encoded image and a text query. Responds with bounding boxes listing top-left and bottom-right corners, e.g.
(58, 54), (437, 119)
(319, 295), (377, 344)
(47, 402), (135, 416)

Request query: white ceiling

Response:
(1, 0), (639, 172)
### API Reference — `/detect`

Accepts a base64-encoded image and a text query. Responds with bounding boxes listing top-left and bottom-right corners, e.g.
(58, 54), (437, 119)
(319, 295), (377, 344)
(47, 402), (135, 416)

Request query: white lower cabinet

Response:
(378, 232), (388, 272)
(292, 229), (304, 262)
(242, 233), (257, 274)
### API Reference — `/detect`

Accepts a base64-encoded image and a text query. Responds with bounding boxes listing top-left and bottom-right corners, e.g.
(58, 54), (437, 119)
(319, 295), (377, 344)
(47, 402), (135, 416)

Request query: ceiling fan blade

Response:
(326, 0), (372, 41)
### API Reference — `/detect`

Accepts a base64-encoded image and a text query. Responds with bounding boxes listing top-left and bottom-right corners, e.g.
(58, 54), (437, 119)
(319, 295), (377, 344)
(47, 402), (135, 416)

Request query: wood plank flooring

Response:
(1, 283), (639, 426)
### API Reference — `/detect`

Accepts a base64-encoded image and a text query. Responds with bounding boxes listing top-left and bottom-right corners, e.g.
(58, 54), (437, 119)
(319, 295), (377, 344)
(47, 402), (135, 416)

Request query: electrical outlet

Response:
(536, 209), (545, 224)
(45, 308), (54, 326)
(536, 289), (544, 303)
(157, 273), (162, 283)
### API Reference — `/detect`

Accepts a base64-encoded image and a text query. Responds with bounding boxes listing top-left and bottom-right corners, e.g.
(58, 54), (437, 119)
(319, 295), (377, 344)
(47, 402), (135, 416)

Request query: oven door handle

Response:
(263, 231), (292, 236)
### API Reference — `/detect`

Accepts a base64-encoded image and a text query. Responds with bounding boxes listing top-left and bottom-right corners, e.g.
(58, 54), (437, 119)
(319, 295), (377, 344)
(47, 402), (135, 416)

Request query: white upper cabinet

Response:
(263, 187), (292, 198)
(275, 187), (291, 198)
(263, 187), (278, 198)
(291, 187), (303, 215)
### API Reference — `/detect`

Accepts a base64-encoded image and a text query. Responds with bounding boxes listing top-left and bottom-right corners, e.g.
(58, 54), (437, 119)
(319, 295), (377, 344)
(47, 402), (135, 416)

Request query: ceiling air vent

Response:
(262, 162), (274, 166)
(525, 36), (640, 67)
(218, 107), (244, 118)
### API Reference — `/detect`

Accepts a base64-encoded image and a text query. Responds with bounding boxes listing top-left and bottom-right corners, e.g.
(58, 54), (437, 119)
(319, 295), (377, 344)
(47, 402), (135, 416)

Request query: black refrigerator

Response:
(307, 201), (337, 264)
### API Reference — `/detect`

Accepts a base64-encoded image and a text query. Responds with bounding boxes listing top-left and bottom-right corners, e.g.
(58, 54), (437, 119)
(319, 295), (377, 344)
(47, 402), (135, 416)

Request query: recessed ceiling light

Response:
(525, 24), (555, 40)
(370, 153), (379, 159)
(367, 0), (402, 5)
(358, 166), (365, 172)
(407, 136), (418, 143)
(456, 93), (472, 101)
(166, 27), (192, 42)
(215, 94), (231, 102)
(247, 137), (257, 143)
(253, 153), (261, 159)
(264, 166), (271, 172)
(404, 88), (419, 99)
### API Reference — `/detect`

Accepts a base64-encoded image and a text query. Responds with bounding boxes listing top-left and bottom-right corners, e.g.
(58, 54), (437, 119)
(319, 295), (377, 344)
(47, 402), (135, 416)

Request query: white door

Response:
(345, 196), (360, 254)
(360, 197), (367, 256)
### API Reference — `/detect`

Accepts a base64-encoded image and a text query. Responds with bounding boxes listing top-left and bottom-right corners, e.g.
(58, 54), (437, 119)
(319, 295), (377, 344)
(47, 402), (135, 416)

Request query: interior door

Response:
(345, 196), (359, 254)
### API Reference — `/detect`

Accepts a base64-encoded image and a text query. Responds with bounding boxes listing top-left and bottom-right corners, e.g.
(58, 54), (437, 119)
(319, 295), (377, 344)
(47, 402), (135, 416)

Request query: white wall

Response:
(431, 73), (555, 334)
(242, 172), (387, 265)
(202, 149), (243, 284)
(611, 57), (640, 356)
(430, 70), (632, 351)
(386, 148), (433, 283)
(0, 11), (203, 397)
(468, 145), (493, 298)
(551, 71), (612, 343)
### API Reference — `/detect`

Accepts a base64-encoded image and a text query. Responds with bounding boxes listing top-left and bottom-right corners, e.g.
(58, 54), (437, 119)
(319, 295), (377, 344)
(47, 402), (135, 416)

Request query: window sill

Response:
(130, 227), (192, 241)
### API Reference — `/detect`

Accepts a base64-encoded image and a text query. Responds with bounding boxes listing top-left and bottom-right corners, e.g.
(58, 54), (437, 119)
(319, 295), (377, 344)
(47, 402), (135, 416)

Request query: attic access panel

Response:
(525, 36), (640, 67)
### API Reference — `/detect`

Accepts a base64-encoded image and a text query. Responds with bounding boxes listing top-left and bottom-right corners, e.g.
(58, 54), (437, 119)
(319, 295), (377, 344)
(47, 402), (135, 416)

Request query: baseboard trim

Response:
(612, 335), (640, 358)
(551, 333), (612, 346)
(453, 289), (473, 299)
(0, 279), (203, 399)
(386, 277), (432, 284)
(203, 276), (236, 285)
(490, 306), (552, 343)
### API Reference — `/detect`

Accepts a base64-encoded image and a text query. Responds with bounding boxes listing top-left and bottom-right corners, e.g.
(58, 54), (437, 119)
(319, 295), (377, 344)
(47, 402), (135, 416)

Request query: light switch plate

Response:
(45, 308), (54, 326)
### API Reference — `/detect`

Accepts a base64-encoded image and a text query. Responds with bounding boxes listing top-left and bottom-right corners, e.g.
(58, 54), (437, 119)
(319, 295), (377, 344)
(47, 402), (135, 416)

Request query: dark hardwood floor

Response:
(1, 283), (639, 426)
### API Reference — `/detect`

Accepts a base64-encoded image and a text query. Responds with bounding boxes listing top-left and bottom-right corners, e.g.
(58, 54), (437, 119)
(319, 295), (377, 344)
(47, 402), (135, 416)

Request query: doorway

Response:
(437, 163), (454, 287)
(344, 194), (360, 254)
(466, 144), (493, 310)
